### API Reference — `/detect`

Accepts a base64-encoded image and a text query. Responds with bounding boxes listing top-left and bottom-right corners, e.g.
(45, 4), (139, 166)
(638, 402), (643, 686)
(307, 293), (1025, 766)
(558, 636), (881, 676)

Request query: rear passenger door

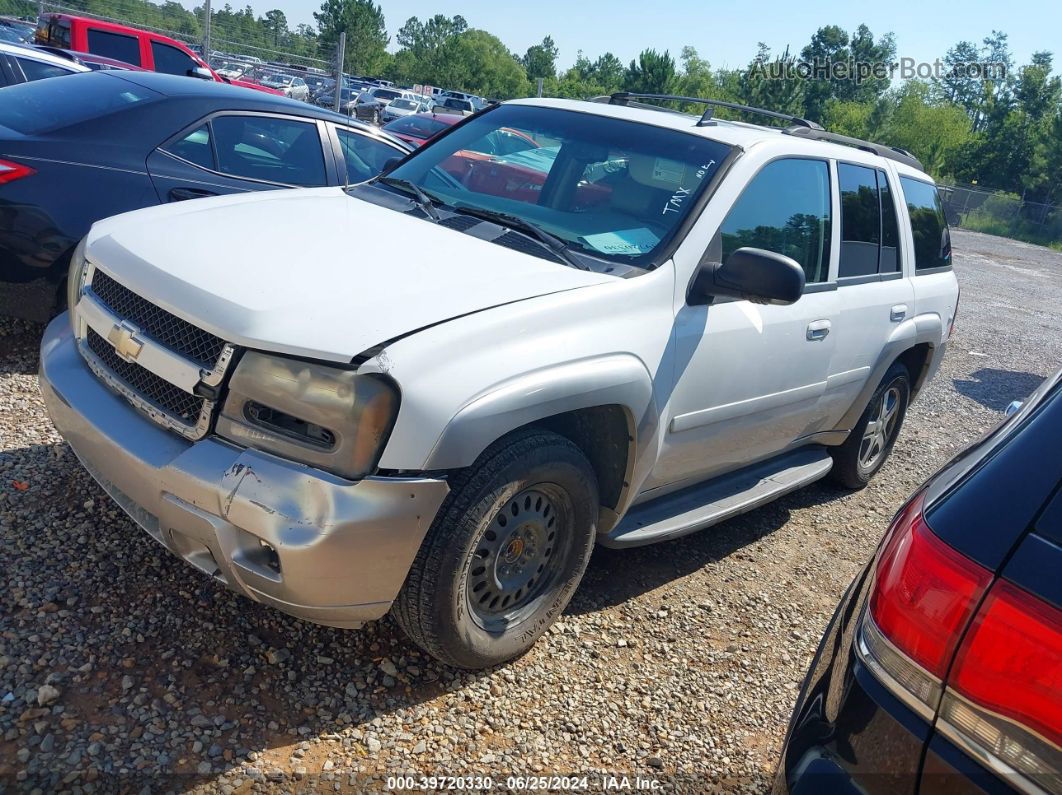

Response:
(818, 162), (914, 426)
(146, 112), (338, 202)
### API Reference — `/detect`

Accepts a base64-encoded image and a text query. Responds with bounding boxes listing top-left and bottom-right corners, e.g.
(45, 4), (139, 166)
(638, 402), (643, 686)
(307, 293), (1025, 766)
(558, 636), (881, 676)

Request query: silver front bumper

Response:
(39, 315), (449, 628)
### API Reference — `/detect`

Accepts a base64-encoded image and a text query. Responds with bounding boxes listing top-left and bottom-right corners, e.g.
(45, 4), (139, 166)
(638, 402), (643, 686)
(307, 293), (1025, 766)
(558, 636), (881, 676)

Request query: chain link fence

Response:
(939, 182), (1061, 249)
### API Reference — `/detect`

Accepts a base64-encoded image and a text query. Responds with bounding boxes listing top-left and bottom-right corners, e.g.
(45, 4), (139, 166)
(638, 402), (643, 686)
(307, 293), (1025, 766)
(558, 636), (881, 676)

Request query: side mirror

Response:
(689, 247), (805, 306)
(380, 156), (402, 175)
(189, 66), (214, 80)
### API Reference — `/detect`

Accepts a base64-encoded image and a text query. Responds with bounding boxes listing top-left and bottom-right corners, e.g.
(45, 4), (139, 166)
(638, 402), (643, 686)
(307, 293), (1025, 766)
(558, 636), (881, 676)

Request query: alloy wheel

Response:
(858, 385), (902, 470)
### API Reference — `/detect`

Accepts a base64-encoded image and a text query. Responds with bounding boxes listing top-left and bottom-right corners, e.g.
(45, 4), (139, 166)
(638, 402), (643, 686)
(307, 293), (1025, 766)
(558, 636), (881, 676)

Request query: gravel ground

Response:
(1, 229), (1059, 793)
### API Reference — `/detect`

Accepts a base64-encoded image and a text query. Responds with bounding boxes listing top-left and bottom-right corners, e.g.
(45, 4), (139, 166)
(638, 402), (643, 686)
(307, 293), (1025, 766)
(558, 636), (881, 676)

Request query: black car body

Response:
(0, 70), (410, 320)
(775, 369), (1061, 794)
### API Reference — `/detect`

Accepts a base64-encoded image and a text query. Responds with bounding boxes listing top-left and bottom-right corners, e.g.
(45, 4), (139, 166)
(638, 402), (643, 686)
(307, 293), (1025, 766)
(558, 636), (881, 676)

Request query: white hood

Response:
(85, 187), (611, 363)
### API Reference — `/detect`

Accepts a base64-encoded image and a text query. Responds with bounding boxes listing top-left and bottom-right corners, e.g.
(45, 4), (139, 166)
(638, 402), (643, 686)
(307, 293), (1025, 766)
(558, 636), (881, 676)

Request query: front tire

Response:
(393, 429), (598, 669)
(829, 361), (911, 489)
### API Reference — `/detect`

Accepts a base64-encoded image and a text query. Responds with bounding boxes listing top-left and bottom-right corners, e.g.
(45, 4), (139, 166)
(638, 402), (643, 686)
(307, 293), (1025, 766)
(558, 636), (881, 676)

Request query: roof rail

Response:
(593, 91), (925, 172)
(602, 92), (823, 130)
(782, 126), (924, 171)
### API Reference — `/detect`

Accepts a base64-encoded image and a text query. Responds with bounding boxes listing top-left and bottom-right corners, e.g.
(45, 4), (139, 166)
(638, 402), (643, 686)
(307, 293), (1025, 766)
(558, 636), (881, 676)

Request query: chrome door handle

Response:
(891, 304), (908, 322)
(806, 319), (831, 341)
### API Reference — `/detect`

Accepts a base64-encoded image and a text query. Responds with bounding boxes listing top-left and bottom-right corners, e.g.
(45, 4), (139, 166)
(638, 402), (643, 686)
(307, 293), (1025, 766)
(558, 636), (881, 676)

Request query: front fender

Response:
(423, 354), (657, 472)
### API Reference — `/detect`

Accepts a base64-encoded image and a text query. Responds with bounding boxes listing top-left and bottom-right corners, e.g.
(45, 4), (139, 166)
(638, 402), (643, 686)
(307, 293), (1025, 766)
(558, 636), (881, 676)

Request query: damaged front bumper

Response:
(38, 316), (449, 628)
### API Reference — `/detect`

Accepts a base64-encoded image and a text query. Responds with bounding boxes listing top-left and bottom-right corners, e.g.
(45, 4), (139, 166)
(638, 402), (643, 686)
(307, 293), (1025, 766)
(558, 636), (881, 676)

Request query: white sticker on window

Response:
(581, 228), (660, 255)
(652, 157), (685, 184)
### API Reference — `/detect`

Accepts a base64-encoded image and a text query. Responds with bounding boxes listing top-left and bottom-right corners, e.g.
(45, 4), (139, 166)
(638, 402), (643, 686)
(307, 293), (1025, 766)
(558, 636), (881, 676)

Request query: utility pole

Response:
(536, 77), (543, 97)
(333, 31), (346, 114)
(202, 0), (211, 61)
(38, 0), (44, 19)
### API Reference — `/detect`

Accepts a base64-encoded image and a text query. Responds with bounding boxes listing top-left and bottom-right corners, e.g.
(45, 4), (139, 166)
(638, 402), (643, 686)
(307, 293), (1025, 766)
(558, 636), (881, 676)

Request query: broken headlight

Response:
(217, 351), (399, 480)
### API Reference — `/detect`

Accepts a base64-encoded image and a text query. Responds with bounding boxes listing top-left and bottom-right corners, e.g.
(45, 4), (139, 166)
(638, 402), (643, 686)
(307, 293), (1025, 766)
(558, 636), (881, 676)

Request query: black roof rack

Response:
(601, 92), (823, 130)
(594, 91), (925, 172)
(781, 126), (924, 171)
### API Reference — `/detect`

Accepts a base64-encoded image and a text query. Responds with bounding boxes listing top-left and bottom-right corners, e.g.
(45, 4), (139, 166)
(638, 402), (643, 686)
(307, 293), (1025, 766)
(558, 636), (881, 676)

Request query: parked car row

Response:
(0, 71), (410, 321)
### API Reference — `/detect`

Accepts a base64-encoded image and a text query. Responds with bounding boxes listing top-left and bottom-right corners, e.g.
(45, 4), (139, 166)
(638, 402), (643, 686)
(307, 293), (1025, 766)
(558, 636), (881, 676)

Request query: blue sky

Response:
(203, 0), (1061, 72)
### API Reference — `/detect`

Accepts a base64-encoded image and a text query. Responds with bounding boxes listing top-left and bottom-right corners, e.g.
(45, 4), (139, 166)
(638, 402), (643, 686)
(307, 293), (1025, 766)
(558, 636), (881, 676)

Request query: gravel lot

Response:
(1, 228), (1059, 793)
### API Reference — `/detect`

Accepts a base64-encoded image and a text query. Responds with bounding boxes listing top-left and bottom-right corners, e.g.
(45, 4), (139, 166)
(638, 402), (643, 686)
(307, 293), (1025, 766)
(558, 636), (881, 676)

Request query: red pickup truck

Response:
(34, 13), (280, 94)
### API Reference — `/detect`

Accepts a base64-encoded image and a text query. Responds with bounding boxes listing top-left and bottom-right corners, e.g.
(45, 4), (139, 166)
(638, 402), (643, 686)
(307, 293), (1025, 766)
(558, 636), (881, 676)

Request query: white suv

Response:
(40, 94), (959, 668)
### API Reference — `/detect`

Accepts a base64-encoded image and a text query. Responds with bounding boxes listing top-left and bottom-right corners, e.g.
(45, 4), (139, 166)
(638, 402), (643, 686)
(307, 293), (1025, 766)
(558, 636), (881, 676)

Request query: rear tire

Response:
(393, 429), (598, 669)
(829, 361), (911, 489)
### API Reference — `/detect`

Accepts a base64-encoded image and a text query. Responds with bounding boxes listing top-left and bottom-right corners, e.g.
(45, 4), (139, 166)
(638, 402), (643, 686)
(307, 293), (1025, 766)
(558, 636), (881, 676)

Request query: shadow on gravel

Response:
(570, 481), (850, 614)
(0, 318), (43, 375)
(953, 368), (1044, 411)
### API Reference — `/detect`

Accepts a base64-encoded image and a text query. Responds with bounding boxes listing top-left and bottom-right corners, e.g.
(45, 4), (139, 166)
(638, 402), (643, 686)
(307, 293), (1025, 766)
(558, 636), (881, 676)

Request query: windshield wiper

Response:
(376, 176), (441, 222)
(451, 206), (588, 270)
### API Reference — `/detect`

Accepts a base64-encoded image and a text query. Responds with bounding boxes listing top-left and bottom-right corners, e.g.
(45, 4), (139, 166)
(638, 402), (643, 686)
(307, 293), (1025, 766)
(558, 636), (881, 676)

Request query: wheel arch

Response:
(833, 314), (945, 435)
(422, 354), (658, 528)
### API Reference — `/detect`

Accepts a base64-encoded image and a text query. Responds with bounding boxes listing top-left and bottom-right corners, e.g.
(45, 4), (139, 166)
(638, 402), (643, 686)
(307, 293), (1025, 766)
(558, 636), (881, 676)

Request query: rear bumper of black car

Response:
(772, 566), (930, 795)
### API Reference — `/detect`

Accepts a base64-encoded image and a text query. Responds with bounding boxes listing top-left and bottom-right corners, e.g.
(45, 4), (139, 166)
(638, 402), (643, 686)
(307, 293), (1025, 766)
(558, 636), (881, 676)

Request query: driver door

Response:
(647, 157), (839, 491)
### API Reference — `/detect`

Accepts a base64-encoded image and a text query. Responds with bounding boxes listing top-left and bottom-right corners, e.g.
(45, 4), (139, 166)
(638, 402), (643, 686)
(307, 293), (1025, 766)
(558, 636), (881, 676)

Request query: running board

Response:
(603, 447), (833, 548)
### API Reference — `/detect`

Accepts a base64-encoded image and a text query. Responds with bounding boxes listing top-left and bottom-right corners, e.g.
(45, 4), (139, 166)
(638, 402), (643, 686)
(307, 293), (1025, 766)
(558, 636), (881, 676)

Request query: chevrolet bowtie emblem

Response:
(107, 320), (144, 362)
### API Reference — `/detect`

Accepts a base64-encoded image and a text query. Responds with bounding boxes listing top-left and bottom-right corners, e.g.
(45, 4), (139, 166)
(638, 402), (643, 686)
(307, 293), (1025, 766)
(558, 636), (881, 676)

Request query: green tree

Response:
(738, 43), (806, 118)
(313, 0), (388, 74)
(428, 29), (530, 98)
(262, 9), (286, 46)
(522, 35), (558, 80)
(624, 49), (676, 94)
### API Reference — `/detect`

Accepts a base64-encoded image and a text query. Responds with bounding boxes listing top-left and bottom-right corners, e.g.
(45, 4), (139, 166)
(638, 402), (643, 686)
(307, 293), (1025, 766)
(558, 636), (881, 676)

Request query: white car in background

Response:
(381, 97), (426, 123)
(257, 71), (309, 101)
(0, 41), (89, 86)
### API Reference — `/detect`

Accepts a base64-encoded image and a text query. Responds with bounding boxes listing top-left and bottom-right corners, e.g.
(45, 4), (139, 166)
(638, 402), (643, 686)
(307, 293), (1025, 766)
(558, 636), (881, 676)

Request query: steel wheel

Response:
(466, 486), (570, 631)
(858, 385), (901, 470)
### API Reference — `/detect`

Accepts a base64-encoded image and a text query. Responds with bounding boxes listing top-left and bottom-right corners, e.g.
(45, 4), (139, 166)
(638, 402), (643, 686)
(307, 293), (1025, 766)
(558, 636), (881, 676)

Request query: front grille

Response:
(90, 271), (226, 369)
(86, 328), (205, 425)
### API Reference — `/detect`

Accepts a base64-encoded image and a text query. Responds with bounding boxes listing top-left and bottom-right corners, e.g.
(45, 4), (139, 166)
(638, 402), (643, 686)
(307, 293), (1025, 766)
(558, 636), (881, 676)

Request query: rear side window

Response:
(837, 164), (904, 278)
(150, 41), (198, 76)
(86, 29), (141, 66)
(838, 163), (880, 278)
(719, 158), (832, 284)
(900, 176), (952, 271)
(15, 57), (71, 82)
(879, 170), (901, 273)
(163, 124), (213, 169)
(211, 115), (326, 186)
(45, 19), (71, 48)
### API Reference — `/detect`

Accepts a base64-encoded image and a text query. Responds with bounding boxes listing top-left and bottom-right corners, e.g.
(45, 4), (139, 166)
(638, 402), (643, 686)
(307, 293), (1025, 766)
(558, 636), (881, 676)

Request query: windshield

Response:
(384, 104), (732, 267)
(384, 115), (449, 138)
(375, 88), (400, 101)
(391, 99), (417, 110)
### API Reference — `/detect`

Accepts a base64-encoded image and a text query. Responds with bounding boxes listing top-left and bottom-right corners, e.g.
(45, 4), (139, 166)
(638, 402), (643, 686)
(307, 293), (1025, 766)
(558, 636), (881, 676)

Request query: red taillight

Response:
(868, 494), (993, 680)
(860, 495), (1062, 787)
(948, 580), (1061, 749)
(0, 158), (35, 184)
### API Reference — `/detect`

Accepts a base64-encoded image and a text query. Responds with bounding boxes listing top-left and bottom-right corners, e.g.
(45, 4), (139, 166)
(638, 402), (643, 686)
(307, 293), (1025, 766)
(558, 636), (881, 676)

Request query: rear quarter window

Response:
(900, 176), (952, 271)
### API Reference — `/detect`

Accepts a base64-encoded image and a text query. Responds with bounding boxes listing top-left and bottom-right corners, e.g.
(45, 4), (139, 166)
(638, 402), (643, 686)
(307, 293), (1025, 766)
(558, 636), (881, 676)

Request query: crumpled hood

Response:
(85, 187), (611, 362)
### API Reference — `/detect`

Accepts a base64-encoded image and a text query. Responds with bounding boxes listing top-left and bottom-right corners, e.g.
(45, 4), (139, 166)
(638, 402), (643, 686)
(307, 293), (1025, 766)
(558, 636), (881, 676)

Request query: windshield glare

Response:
(385, 105), (731, 267)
